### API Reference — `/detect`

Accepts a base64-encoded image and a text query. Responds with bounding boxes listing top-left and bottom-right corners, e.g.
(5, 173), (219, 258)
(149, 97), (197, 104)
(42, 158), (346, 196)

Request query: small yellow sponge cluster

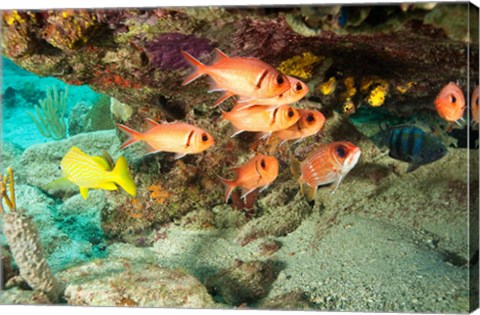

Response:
(366, 85), (388, 107)
(319, 77), (337, 95)
(360, 76), (389, 107)
(278, 52), (323, 80)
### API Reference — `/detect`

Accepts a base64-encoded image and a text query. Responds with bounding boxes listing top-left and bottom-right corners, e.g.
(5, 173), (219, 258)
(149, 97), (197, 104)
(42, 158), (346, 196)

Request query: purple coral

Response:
(143, 33), (214, 70)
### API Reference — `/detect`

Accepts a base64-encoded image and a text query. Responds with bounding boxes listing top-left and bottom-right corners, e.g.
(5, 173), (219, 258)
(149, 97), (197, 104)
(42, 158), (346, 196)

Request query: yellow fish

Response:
(47, 147), (137, 200)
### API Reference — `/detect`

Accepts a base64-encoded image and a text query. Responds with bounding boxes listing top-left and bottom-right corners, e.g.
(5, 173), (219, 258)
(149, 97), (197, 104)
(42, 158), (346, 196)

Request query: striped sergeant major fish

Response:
(380, 125), (448, 173)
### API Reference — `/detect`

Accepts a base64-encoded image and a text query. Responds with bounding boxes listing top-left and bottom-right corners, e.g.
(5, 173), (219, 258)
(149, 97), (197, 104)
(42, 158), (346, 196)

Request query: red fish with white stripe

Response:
(291, 141), (361, 201)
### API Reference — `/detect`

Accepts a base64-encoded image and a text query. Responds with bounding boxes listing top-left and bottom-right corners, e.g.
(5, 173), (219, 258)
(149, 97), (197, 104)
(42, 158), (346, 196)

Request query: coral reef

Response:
(27, 85), (68, 140)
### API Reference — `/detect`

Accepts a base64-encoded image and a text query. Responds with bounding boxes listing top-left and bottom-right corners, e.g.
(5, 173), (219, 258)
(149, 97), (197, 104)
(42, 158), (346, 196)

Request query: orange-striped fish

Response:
(273, 109), (325, 145)
(291, 142), (361, 201)
(181, 48), (291, 106)
(45, 146), (136, 200)
(117, 118), (214, 159)
(234, 76), (309, 110)
(471, 86), (479, 125)
(434, 82), (465, 125)
(218, 155), (279, 202)
(222, 104), (300, 138)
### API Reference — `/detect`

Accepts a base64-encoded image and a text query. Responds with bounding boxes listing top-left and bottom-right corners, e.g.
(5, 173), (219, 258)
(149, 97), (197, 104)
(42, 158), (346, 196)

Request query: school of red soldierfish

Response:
(55, 49), (479, 203)
(115, 49), (360, 202)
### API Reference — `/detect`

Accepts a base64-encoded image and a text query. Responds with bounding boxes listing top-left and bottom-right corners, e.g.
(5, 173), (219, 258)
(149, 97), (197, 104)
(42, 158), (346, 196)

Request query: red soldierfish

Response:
(222, 104), (300, 138)
(234, 76), (309, 110)
(116, 118), (214, 159)
(218, 154), (279, 202)
(434, 82), (465, 125)
(291, 141), (361, 201)
(472, 86), (479, 125)
(273, 109), (325, 145)
(181, 48), (291, 106)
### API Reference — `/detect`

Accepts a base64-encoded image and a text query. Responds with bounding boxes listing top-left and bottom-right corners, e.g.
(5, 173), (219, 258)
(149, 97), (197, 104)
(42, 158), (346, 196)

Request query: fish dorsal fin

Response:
(214, 48), (230, 62)
(145, 118), (160, 130)
(79, 187), (89, 200)
(92, 156), (112, 171)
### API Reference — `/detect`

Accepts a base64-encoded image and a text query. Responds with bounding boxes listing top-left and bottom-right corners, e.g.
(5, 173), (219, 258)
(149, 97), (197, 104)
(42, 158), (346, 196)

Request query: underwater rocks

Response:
(205, 259), (281, 306)
(0, 184), (108, 273)
(56, 258), (214, 308)
(1, 142), (24, 176)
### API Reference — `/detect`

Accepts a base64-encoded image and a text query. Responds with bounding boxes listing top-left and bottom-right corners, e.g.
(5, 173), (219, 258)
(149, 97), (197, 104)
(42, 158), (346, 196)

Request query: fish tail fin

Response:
(290, 158), (301, 178)
(116, 124), (143, 149)
(112, 156), (137, 197)
(217, 175), (236, 203)
(181, 50), (206, 85)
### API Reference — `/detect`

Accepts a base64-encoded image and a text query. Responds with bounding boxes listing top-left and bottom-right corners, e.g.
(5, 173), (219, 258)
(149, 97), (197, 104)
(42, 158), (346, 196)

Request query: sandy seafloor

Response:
(0, 57), (478, 313)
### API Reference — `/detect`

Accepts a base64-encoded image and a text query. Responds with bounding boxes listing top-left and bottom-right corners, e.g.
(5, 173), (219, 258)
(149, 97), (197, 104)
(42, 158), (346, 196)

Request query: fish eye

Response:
(335, 145), (348, 158)
(306, 114), (315, 122)
(276, 75), (284, 85)
(201, 133), (209, 142)
(288, 109), (294, 117)
(296, 83), (303, 91)
(260, 159), (266, 168)
(58, 166), (62, 170)
(450, 94), (457, 103)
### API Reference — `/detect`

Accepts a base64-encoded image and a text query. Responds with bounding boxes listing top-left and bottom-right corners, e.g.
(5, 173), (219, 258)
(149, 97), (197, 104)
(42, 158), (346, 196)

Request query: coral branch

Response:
(0, 167), (17, 213)
(27, 86), (68, 140)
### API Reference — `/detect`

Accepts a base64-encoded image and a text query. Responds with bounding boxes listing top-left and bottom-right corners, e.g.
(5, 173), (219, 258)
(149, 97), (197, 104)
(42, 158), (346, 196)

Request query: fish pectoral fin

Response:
(79, 187), (89, 200)
(231, 129), (245, 138)
(406, 164), (420, 173)
(331, 175), (344, 194)
(258, 184), (270, 193)
(292, 137), (306, 145)
(213, 91), (235, 107)
(235, 97), (255, 104)
(241, 188), (257, 200)
(259, 132), (272, 140)
(301, 183), (317, 202)
(174, 153), (187, 160)
(42, 177), (73, 192)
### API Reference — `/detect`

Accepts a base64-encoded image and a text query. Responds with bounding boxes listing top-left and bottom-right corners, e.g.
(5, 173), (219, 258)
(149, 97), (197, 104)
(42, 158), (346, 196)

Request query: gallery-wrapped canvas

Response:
(0, 2), (479, 313)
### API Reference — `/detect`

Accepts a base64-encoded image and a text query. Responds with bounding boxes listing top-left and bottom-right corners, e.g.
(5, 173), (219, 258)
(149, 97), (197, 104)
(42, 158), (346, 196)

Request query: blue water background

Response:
(1, 56), (102, 148)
